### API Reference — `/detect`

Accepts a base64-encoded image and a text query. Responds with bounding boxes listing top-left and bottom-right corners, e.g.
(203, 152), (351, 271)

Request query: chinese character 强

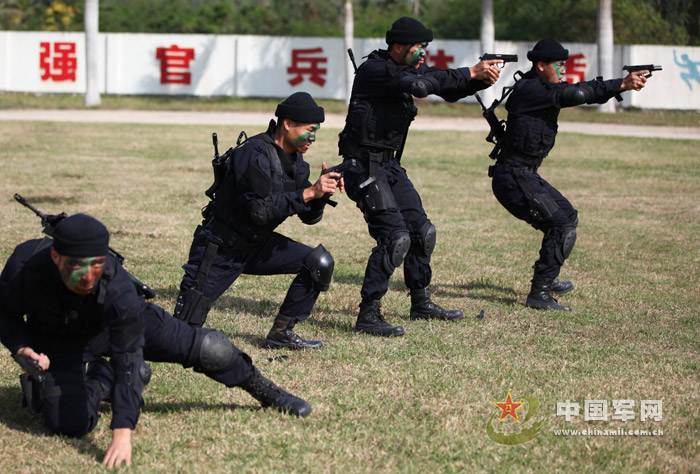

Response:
(156, 45), (196, 85)
(40, 42), (77, 82)
(288, 48), (328, 87)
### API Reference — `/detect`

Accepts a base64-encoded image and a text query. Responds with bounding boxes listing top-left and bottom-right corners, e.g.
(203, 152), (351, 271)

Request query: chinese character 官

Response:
(156, 45), (196, 85)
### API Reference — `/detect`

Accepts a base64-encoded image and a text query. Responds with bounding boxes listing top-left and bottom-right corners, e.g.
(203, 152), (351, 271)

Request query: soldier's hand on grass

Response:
(102, 428), (132, 468)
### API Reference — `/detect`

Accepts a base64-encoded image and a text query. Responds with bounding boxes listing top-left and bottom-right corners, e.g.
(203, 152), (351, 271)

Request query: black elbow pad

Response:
(399, 75), (440, 98)
(560, 84), (595, 107)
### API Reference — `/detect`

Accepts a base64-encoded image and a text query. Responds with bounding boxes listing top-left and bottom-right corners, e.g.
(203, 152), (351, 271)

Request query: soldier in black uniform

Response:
(490, 38), (652, 310)
(338, 17), (503, 336)
(0, 214), (312, 468)
(175, 92), (342, 350)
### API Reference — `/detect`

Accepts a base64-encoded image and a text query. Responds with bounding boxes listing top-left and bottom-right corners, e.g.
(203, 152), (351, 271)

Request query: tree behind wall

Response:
(1, 0), (697, 45)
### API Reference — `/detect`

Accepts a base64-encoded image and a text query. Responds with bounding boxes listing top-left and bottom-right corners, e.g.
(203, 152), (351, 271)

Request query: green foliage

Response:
(0, 0), (697, 45)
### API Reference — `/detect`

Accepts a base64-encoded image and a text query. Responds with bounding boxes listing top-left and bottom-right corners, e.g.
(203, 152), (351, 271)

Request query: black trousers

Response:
(491, 161), (578, 281)
(33, 304), (254, 438)
(179, 226), (319, 324)
(343, 158), (432, 301)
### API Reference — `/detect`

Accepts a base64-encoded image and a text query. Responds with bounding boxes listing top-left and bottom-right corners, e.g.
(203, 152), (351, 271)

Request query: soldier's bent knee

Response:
(187, 329), (234, 373)
(379, 230), (411, 273)
(304, 244), (335, 292)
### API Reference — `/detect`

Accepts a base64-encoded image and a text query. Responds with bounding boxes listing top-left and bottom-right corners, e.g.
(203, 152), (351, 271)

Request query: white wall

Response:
(0, 31), (698, 110)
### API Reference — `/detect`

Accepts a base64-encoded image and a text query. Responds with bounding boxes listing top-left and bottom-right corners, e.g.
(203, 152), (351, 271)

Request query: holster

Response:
(19, 374), (42, 415)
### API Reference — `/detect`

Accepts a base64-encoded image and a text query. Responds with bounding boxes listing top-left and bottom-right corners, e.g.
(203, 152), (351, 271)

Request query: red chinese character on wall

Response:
(426, 49), (454, 70)
(564, 53), (586, 83)
(156, 45), (195, 85)
(287, 48), (328, 86)
(40, 42), (77, 82)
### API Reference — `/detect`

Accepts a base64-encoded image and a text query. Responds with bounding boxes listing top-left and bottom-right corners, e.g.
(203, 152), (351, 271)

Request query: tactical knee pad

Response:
(174, 287), (212, 327)
(359, 179), (398, 217)
(413, 221), (436, 262)
(380, 230), (411, 273)
(557, 226), (577, 263)
(187, 329), (234, 374)
(303, 244), (335, 292)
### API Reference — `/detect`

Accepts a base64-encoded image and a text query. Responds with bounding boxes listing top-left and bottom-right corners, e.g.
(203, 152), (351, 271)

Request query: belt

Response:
(205, 217), (257, 251)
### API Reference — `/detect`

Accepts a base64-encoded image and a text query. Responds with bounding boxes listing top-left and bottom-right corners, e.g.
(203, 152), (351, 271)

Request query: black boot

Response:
(265, 315), (323, 350)
(239, 369), (312, 418)
(409, 287), (464, 321)
(550, 278), (574, 294)
(526, 279), (571, 311)
(86, 357), (114, 403)
(355, 299), (405, 337)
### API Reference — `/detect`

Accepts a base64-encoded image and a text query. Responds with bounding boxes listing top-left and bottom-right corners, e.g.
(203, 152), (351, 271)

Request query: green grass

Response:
(0, 120), (698, 472)
(2, 91), (699, 127)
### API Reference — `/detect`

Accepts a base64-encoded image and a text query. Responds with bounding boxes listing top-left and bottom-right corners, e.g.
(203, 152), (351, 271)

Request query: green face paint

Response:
(61, 257), (95, 289)
(293, 124), (320, 145)
(406, 43), (428, 67)
(553, 61), (561, 79)
(58, 256), (105, 294)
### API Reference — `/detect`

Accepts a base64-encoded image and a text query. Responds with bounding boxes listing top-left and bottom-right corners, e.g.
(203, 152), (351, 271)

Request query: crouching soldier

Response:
(175, 92), (342, 350)
(0, 214), (311, 468)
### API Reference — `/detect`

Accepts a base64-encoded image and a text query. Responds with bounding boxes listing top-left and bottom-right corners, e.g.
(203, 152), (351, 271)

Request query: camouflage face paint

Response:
(58, 256), (104, 293)
(405, 43), (428, 67)
(293, 124), (321, 145)
(553, 61), (564, 79)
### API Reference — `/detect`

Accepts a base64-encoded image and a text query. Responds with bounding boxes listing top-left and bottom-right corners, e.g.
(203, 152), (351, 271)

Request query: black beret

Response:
(275, 92), (325, 124)
(53, 213), (109, 257)
(386, 16), (433, 45)
(527, 37), (569, 62)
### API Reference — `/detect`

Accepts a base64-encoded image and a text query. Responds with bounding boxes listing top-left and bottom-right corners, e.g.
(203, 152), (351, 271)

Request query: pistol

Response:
(13, 354), (45, 383)
(623, 64), (662, 77)
(480, 53), (519, 67)
(322, 158), (356, 177)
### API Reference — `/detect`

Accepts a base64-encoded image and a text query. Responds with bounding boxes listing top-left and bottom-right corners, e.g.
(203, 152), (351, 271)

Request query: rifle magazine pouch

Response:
(19, 373), (42, 415)
(488, 165), (495, 178)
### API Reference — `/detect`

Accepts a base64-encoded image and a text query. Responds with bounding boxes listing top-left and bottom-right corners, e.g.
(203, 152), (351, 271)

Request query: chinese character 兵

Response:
(40, 42), (77, 82)
(287, 48), (328, 87)
(564, 53), (586, 84)
(156, 45), (195, 85)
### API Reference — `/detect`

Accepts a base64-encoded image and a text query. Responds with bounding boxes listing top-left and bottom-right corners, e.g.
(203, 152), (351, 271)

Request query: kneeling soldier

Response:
(0, 214), (311, 468)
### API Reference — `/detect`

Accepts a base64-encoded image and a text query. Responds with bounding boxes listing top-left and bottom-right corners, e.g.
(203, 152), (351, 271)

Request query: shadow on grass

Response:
(0, 385), (109, 464)
(142, 400), (255, 415)
(427, 280), (520, 306)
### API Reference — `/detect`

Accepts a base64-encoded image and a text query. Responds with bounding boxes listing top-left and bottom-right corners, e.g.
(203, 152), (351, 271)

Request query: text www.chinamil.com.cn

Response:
(553, 428), (663, 436)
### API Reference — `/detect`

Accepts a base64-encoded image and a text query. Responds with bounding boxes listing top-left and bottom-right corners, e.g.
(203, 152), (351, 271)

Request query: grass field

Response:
(0, 117), (698, 472)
